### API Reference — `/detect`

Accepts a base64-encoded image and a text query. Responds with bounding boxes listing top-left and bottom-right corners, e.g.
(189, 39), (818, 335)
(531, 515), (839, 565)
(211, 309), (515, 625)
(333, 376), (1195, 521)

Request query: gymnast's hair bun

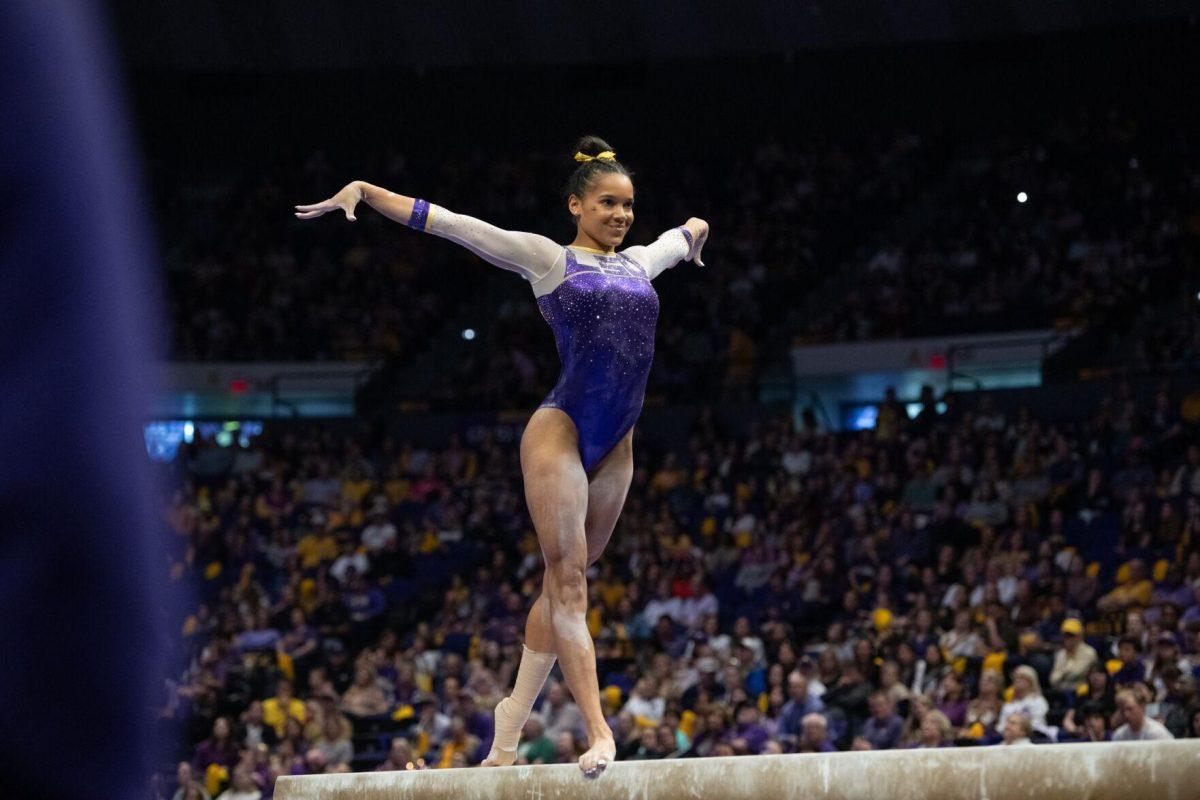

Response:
(572, 135), (617, 161)
(564, 135), (630, 205)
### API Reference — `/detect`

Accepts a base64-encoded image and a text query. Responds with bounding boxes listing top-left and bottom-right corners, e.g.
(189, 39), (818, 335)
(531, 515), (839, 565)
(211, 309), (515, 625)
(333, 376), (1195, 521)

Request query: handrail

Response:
(269, 362), (379, 418)
(945, 331), (1070, 391)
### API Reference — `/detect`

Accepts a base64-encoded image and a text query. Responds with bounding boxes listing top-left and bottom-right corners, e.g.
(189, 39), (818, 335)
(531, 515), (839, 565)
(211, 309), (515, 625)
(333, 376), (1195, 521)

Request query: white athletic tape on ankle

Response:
(511, 645), (556, 707)
(489, 645), (557, 755)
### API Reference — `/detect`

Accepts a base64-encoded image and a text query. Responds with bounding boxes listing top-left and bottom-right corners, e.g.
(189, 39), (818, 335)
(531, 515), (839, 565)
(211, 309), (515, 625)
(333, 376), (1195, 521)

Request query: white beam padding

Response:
(275, 739), (1200, 800)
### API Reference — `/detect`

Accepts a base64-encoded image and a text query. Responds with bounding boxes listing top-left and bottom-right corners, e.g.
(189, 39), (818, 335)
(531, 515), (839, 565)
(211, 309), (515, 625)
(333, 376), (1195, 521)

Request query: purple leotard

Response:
(536, 248), (660, 471)
(418, 203), (699, 471)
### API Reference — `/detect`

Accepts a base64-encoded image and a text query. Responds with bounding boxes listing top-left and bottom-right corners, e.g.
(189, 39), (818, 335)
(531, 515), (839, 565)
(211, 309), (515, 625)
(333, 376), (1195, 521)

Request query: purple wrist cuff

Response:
(676, 226), (694, 252)
(408, 199), (430, 232)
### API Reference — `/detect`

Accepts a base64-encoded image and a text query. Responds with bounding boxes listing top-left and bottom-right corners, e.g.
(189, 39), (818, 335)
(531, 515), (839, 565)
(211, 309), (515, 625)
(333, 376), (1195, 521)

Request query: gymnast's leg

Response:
(481, 575), (555, 766)
(483, 427), (634, 768)
(582, 427), (634, 566)
(516, 407), (615, 776)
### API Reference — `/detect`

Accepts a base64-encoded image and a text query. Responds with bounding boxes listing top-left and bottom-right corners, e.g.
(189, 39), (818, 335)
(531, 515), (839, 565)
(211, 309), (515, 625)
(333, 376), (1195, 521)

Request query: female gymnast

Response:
(295, 136), (708, 776)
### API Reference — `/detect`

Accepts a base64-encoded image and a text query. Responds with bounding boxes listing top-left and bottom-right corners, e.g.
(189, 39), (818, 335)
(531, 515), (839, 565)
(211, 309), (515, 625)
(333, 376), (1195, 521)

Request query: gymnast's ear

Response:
(567, 193), (583, 219)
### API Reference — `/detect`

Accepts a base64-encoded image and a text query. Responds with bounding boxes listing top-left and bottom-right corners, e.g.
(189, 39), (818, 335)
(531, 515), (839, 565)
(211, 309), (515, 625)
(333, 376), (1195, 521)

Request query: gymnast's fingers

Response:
(693, 231), (708, 267)
(294, 198), (338, 220)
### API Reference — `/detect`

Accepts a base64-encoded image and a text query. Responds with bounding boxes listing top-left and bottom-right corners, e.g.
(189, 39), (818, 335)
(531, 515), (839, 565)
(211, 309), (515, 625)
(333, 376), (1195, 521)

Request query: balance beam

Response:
(275, 739), (1199, 799)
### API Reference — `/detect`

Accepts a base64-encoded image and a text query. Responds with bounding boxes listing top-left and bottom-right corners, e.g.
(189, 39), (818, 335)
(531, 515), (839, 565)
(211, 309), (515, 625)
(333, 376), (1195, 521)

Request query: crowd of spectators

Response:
(154, 378), (1200, 798)
(158, 149), (453, 363)
(1123, 290), (1200, 375)
(157, 107), (1196, 410)
(805, 110), (1195, 343)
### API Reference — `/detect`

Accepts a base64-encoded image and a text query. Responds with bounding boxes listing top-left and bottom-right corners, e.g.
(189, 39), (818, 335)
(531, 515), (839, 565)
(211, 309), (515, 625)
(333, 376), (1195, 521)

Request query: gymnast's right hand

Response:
(294, 181), (363, 221)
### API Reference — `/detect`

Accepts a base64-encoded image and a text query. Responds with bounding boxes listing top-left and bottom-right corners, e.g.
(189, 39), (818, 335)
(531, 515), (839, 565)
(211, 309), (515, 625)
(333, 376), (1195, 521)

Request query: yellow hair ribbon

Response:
(574, 150), (617, 163)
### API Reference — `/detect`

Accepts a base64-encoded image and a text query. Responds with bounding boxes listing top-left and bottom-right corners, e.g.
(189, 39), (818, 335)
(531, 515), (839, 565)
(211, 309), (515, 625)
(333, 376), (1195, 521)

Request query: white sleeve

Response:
(424, 205), (562, 283)
(622, 227), (692, 281)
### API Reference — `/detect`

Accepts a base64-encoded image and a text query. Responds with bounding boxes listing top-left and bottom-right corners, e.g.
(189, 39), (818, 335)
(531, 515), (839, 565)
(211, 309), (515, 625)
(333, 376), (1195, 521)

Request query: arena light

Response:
(1016, 191), (1028, 203)
(462, 328), (476, 341)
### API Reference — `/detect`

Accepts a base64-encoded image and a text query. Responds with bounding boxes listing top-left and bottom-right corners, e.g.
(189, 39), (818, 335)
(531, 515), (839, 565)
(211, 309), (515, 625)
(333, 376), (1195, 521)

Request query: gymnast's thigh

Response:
(584, 427), (634, 565)
(520, 407), (589, 565)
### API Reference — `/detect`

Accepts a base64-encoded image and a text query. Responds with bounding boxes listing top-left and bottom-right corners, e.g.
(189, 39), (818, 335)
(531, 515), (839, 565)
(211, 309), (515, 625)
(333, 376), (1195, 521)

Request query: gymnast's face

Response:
(569, 172), (635, 251)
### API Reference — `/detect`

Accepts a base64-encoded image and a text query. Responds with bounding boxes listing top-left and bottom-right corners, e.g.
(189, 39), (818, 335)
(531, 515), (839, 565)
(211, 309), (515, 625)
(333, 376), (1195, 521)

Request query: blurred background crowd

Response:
(156, 376), (1200, 798)
(157, 111), (1197, 411)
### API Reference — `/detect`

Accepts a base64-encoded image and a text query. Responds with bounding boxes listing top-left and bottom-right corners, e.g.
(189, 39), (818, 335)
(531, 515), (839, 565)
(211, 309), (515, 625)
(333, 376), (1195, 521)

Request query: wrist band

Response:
(408, 198), (430, 232)
(676, 226), (695, 259)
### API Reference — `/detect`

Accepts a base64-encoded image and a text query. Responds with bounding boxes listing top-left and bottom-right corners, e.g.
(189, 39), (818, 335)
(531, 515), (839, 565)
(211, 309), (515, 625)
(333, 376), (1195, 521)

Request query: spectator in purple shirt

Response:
(934, 673), (968, 728)
(777, 671), (825, 743)
(278, 609), (320, 669)
(860, 692), (904, 750)
(1179, 584), (1200, 629)
(454, 689), (495, 760)
(727, 703), (770, 754)
(235, 609), (281, 653)
(194, 717), (240, 775)
(1149, 565), (1194, 613)
(343, 573), (386, 623)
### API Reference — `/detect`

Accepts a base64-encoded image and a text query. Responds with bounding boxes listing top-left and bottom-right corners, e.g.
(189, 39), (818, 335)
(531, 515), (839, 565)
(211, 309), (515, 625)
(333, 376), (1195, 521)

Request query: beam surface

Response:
(275, 739), (1200, 800)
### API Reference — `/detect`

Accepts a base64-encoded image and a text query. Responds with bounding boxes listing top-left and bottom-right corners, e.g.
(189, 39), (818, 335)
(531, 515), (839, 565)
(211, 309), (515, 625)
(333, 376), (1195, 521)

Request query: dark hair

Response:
(1119, 634), (1143, 652)
(564, 135), (631, 205)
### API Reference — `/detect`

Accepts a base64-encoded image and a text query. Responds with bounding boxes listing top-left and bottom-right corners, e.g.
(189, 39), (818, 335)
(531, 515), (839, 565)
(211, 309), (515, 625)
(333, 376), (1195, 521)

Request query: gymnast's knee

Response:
(546, 557), (587, 610)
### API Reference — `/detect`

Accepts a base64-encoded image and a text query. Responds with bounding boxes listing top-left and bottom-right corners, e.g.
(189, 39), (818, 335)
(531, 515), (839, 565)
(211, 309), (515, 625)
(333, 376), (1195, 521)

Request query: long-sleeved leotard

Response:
(417, 201), (694, 472)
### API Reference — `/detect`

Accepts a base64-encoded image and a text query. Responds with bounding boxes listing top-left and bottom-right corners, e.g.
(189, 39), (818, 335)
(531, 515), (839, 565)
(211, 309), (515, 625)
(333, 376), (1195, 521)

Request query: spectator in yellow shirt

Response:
(649, 453), (687, 495)
(436, 717), (481, 768)
(341, 464), (373, 505)
(296, 525), (338, 570)
(1097, 560), (1153, 613)
(327, 498), (364, 531)
(262, 679), (307, 737)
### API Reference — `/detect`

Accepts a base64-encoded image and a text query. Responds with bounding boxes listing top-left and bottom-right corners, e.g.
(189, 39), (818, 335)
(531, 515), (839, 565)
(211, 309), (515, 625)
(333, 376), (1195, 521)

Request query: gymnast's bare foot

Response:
(579, 734), (615, 778)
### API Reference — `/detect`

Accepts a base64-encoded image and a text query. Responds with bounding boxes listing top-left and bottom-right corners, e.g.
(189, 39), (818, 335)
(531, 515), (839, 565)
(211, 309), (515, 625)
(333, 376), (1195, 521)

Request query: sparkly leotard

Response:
(414, 202), (697, 472)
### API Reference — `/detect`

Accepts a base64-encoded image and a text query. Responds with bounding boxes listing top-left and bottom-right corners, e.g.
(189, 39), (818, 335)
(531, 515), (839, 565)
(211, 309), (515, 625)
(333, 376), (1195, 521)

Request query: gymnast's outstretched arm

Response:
(623, 217), (710, 279)
(295, 180), (562, 283)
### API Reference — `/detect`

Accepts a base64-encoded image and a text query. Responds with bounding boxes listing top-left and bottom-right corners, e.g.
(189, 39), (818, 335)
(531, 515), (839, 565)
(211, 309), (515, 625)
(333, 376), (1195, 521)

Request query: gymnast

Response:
(295, 136), (708, 776)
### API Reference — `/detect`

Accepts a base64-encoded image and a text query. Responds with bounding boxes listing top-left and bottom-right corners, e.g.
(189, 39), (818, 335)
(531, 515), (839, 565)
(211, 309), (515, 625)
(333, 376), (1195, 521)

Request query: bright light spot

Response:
(1016, 192), (1028, 204)
(183, 421), (195, 443)
(462, 328), (476, 341)
(848, 406), (877, 431)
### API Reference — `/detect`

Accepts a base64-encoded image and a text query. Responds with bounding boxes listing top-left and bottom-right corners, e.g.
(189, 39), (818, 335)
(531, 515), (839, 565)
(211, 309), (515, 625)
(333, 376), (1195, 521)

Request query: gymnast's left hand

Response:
(685, 217), (709, 266)
(294, 181), (364, 221)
